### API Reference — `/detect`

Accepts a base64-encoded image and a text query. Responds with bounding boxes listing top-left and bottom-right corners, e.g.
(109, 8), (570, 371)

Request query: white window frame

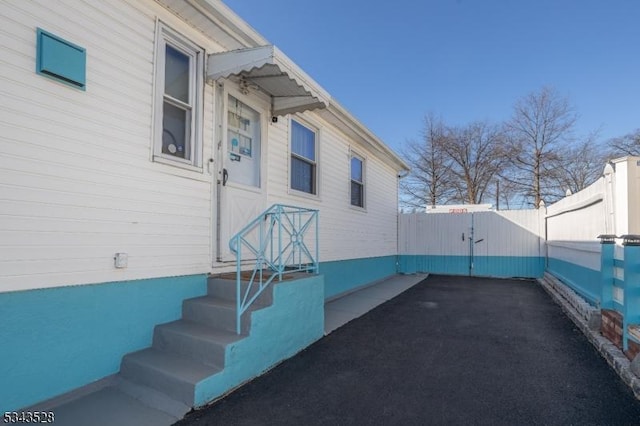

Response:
(289, 118), (320, 198)
(152, 22), (203, 169)
(350, 151), (366, 210)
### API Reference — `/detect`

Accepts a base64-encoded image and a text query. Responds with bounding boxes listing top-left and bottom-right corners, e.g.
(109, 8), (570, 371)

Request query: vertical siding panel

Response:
(399, 210), (544, 277)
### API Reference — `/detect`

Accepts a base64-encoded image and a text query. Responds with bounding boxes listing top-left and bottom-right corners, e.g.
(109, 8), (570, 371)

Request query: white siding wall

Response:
(265, 112), (399, 262)
(0, 0), (404, 293)
(0, 0), (227, 292)
(546, 178), (606, 241)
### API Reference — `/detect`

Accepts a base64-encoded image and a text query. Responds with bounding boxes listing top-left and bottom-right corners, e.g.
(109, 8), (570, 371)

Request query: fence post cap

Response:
(597, 234), (618, 244)
(621, 235), (640, 246)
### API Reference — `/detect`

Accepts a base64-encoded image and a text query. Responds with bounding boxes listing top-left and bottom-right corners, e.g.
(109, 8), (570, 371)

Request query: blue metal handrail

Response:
(229, 204), (319, 334)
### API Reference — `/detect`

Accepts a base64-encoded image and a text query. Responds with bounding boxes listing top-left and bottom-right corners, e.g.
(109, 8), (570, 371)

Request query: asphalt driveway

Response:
(176, 275), (640, 425)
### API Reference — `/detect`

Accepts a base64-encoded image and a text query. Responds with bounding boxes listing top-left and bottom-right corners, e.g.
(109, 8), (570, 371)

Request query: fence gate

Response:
(398, 211), (545, 278)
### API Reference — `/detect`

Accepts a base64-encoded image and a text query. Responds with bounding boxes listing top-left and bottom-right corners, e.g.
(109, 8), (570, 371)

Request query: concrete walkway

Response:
(176, 274), (640, 425)
(324, 273), (428, 334)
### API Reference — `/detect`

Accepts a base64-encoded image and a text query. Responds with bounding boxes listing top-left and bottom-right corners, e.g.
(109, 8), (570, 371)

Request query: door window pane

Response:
(226, 95), (261, 187)
(164, 45), (189, 103)
(228, 111), (251, 132)
(227, 100), (255, 158)
(228, 130), (253, 158)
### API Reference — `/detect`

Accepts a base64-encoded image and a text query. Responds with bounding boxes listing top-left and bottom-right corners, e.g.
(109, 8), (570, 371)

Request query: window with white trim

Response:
(350, 153), (365, 208)
(290, 119), (318, 195)
(153, 23), (203, 167)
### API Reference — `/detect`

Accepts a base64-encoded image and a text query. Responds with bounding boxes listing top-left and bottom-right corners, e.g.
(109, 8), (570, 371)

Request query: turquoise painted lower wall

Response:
(1, 256), (392, 412)
(0, 275), (208, 413)
(1, 253), (555, 413)
(397, 255), (544, 278)
(321, 256), (397, 300)
(195, 275), (324, 405)
(547, 258), (601, 306)
(474, 256), (545, 278)
(399, 255), (470, 276)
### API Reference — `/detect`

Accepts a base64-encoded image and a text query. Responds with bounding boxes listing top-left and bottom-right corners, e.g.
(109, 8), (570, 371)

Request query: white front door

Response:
(217, 92), (266, 261)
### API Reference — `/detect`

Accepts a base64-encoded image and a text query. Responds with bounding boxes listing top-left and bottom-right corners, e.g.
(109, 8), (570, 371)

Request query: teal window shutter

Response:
(36, 28), (86, 90)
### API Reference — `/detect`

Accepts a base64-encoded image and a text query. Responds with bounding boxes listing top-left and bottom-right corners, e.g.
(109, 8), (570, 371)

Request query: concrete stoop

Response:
(539, 273), (640, 399)
(49, 276), (276, 426)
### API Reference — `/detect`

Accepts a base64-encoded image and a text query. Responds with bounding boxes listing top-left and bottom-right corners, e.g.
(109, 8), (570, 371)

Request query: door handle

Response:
(462, 233), (465, 241)
(222, 168), (228, 186)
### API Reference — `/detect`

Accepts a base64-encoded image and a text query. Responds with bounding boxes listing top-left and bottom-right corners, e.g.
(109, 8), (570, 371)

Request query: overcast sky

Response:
(222, 0), (640, 154)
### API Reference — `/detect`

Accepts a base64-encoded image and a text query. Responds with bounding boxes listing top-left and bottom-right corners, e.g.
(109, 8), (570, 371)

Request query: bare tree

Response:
(554, 135), (606, 194)
(442, 121), (507, 204)
(496, 177), (525, 210)
(504, 87), (577, 208)
(400, 113), (454, 208)
(608, 129), (640, 157)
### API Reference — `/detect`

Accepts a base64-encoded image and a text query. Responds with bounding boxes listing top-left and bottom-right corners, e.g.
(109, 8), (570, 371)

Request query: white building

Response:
(0, 0), (408, 415)
(426, 203), (493, 213)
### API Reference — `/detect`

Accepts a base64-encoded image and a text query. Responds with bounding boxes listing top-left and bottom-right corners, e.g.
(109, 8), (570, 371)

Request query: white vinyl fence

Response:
(398, 210), (544, 278)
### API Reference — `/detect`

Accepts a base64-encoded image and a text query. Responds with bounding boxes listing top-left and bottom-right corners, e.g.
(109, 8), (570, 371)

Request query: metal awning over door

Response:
(207, 45), (330, 116)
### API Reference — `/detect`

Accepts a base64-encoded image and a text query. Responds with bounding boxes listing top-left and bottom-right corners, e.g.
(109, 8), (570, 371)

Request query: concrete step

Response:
(114, 376), (191, 420)
(207, 276), (274, 306)
(52, 385), (177, 426)
(153, 319), (245, 367)
(182, 296), (253, 334)
(120, 348), (221, 406)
